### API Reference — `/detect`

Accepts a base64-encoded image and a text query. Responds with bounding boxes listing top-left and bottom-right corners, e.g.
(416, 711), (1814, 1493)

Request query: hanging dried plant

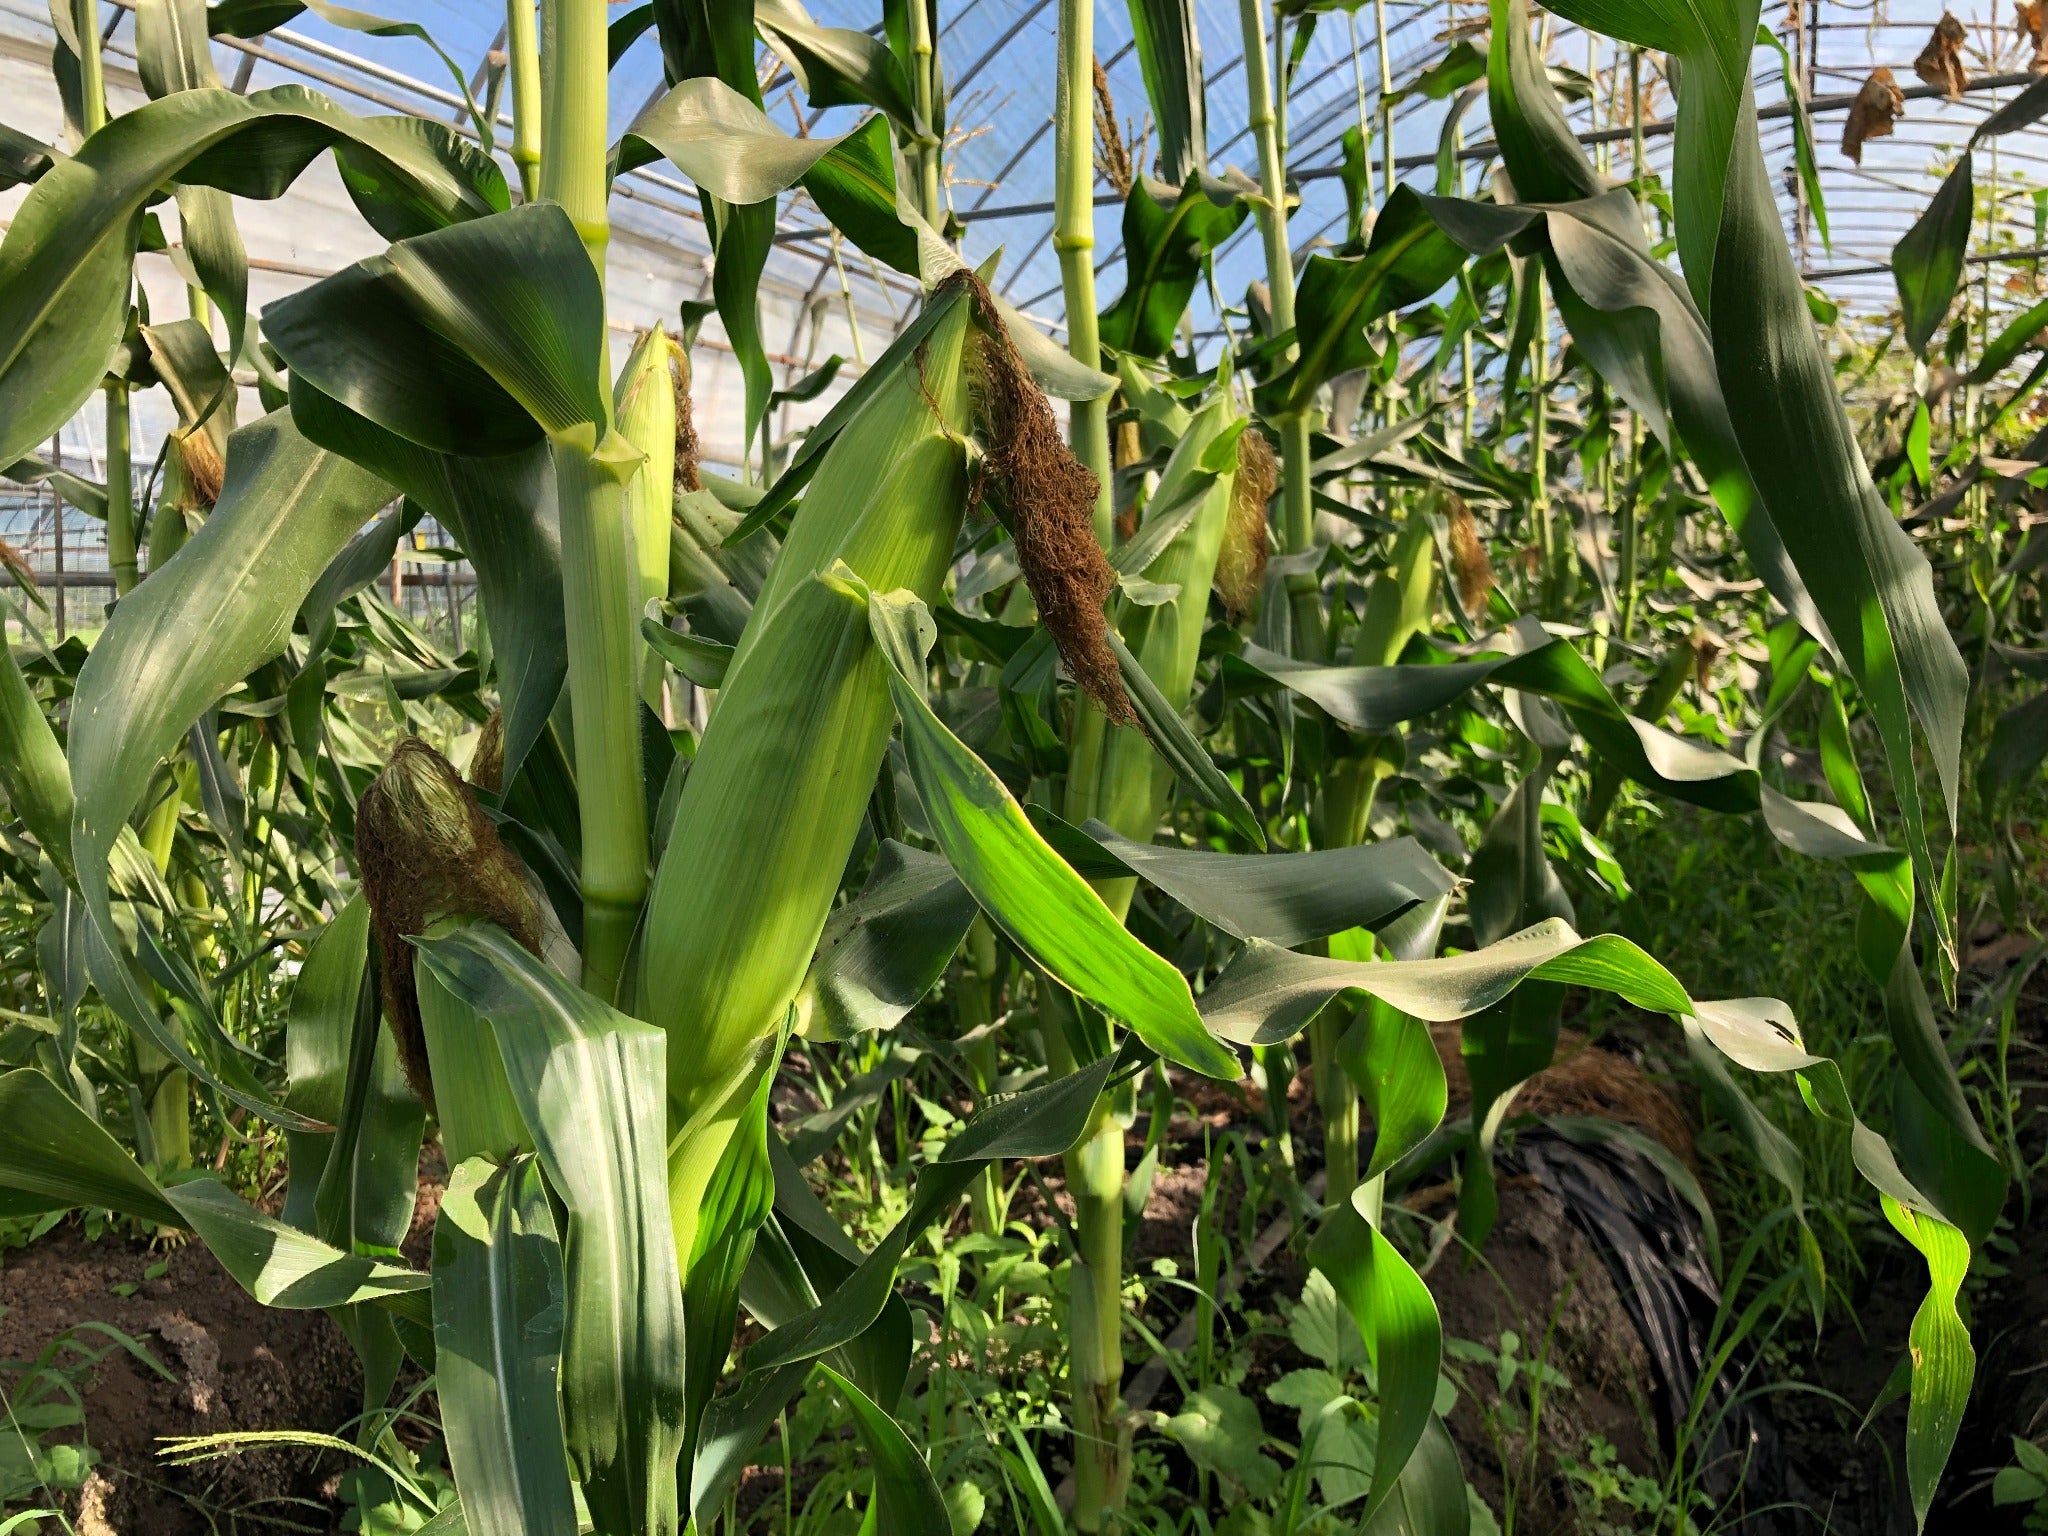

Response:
(1913, 13), (1969, 100)
(1842, 67), (1905, 164)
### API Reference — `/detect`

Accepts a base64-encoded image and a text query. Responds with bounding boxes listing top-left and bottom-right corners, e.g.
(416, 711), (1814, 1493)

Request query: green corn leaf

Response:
(1754, 24), (1828, 252)
(290, 380), (563, 786)
(750, 1050), (1131, 1378)
(1527, 0), (1965, 981)
(2, 454), (107, 521)
(753, 0), (920, 131)
(1359, 1415), (1471, 1534)
(0, 122), (55, 189)
(1098, 175), (1248, 358)
(1108, 629), (1265, 848)
(142, 318), (235, 443)
(1885, 1196), (1973, 1531)
(744, 1159), (983, 1376)
(683, 1062), (780, 1485)
(432, 1155), (576, 1536)
(1893, 158), (1972, 358)
(0, 83), (504, 467)
(1982, 689), (2048, 808)
(689, 1357), (814, 1528)
(136, 0), (254, 359)
(1256, 187), (1482, 420)
(269, 202), (612, 455)
(0, 1068), (430, 1322)
(859, 581), (1238, 1080)
(761, 1136), (916, 1400)
(619, 76), (862, 202)
(1199, 920), (1693, 1046)
(1340, 999), (1448, 1181)
(411, 921), (686, 1536)
(266, 269), (534, 456)
(794, 840), (979, 1041)
(1121, 0), (1207, 184)
(941, 1041), (1139, 1163)
(800, 115), (921, 276)
(1030, 812), (1453, 947)
(639, 619), (733, 688)
(1968, 293), (2048, 384)
(68, 412), (391, 1124)
(820, 1364), (951, 1535)
(0, 623), (74, 881)
(1308, 1199), (1442, 1524)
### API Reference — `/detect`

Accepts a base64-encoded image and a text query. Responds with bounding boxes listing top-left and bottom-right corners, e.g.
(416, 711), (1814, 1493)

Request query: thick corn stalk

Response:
(1059, 388), (1250, 1529)
(543, 0), (647, 1003)
(643, 289), (975, 1265)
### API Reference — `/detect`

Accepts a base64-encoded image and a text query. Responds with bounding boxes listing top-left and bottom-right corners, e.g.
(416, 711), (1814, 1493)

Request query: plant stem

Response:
(1055, 0), (1112, 544)
(1069, 1095), (1129, 1527)
(542, 0), (647, 1002)
(106, 382), (135, 595)
(75, 0), (106, 135)
(909, 0), (943, 225)
(506, 0), (543, 202)
(1310, 1009), (1358, 1201)
(1530, 266), (1553, 614)
(554, 451), (647, 1003)
(1240, 0), (1323, 656)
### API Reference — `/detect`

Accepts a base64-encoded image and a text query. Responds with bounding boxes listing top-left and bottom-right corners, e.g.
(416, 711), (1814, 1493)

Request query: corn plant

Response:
(0, 0), (2021, 1531)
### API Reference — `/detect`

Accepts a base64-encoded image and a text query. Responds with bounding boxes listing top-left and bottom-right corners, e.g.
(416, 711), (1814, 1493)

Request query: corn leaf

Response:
(754, 0), (920, 129)
(861, 581), (1238, 1080)
(1893, 159), (1972, 357)
(288, 379), (564, 785)
(819, 1364), (950, 1535)
(795, 840), (979, 1041)
(1030, 812), (1453, 947)
(1307, 1199), (1442, 1524)
(0, 1069), (430, 1322)
(411, 920), (686, 1536)
(432, 1154), (577, 1536)
(68, 412), (391, 1124)
(1121, 0), (1208, 184)
(1531, 0), (1966, 981)
(0, 83), (504, 466)
(1098, 175), (1248, 359)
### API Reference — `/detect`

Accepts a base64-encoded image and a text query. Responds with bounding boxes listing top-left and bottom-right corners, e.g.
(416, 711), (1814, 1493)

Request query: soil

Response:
(0, 1223), (364, 1534)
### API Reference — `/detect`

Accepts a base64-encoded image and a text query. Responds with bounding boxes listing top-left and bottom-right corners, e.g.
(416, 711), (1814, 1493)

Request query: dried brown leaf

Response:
(1842, 67), (1905, 164)
(1913, 13), (1969, 100)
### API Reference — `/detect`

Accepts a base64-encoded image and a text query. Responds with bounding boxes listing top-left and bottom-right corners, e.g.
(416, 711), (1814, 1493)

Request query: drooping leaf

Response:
(0, 83), (504, 467)
(432, 1155), (577, 1536)
(1031, 812), (1452, 947)
(859, 582), (1238, 1079)
(1893, 158), (1972, 357)
(410, 921), (686, 1536)
(68, 412), (392, 1123)
(1098, 176), (1247, 358)
(794, 841), (979, 1041)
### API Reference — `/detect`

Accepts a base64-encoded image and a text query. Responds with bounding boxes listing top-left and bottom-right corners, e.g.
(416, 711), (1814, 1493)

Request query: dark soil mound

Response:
(0, 1226), (366, 1534)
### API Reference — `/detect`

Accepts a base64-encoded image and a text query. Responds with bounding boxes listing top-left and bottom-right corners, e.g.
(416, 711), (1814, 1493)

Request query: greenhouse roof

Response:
(2, 0), (2041, 478)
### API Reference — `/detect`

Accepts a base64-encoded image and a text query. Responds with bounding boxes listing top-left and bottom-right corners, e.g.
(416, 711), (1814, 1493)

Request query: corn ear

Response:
(641, 286), (974, 1242)
(616, 327), (677, 711)
(1352, 509), (1439, 667)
